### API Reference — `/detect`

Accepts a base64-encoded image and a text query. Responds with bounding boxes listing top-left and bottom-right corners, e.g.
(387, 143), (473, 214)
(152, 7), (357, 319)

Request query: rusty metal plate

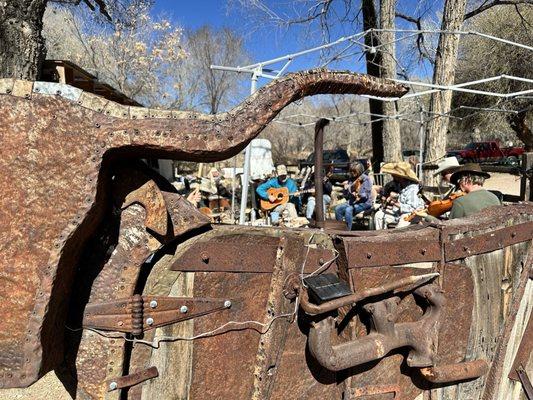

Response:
(78, 91), (108, 112)
(445, 222), (533, 261)
(341, 227), (441, 268)
(171, 234), (335, 273)
(107, 366), (159, 392)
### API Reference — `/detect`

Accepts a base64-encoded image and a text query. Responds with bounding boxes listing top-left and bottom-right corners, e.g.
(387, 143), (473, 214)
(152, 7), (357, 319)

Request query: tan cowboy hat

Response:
(450, 163), (490, 186)
(381, 161), (419, 183)
(433, 156), (460, 176)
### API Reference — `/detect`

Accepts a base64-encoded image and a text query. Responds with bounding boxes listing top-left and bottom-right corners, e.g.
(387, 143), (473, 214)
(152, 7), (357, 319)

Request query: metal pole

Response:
(314, 119), (330, 229)
(239, 72), (258, 224)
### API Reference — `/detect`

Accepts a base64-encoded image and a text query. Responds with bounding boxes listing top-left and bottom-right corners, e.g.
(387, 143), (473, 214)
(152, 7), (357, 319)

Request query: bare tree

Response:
(423, 0), (468, 184)
(379, 0), (402, 162)
(184, 26), (251, 114)
(452, 5), (533, 150)
(43, 4), (186, 107)
(0, 0), (150, 80)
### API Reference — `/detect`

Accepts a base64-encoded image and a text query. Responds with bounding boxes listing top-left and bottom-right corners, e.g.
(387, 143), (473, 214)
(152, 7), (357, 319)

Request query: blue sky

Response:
(152, 0), (442, 81)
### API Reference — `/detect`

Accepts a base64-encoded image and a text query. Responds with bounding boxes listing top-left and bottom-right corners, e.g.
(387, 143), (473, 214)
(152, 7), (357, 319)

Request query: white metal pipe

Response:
(239, 73), (258, 224)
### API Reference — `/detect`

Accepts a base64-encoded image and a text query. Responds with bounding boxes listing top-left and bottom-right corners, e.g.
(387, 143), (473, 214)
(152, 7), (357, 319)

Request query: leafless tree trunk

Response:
(0, 0), (48, 80)
(361, 0), (385, 170)
(510, 112), (533, 151)
(379, 0), (402, 162)
(423, 0), (467, 184)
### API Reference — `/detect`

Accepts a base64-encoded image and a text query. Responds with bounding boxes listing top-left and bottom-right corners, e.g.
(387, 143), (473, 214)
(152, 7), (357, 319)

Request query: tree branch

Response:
(464, 0), (533, 20)
(395, 12), (434, 65)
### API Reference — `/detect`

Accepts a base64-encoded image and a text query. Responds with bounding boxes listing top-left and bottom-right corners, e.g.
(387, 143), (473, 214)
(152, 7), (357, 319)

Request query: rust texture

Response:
(299, 272), (439, 315)
(107, 366), (159, 392)
(82, 295), (231, 333)
(308, 284), (445, 371)
(171, 228), (336, 273)
(419, 359), (489, 383)
(0, 69), (403, 387)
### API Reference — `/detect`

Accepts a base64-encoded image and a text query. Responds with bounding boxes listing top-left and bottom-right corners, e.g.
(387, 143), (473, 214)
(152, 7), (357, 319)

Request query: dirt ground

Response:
(0, 371), (71, 400)
(0, 172), (523, 400)
(483, 172), (521, 196)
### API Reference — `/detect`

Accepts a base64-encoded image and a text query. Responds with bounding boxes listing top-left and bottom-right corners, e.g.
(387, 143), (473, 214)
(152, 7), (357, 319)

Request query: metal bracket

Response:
(107, 366), (159, 392)
(83, 295), (232, 336)
(517, 365), (533, 400)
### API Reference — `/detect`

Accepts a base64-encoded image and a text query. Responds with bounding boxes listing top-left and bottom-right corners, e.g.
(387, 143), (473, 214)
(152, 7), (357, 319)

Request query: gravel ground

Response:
(0, 371), (71, 400)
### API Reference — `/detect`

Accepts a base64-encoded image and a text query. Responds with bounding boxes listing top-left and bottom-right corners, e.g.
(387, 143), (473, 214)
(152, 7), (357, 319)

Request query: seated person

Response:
(449, 164), (501, 219)
(304, 171), (333, 220)
(256, 164), (299, 223)
(433, 156), (460, 198)
(374, 162), (424, 229)
(335, 162), (372, 230)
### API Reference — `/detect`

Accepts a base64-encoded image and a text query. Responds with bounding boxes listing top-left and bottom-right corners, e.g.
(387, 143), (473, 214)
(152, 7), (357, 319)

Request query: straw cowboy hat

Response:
(433, 156), (460, 176)
(381, 161), (419, 183)
(450, 163), (490, 186)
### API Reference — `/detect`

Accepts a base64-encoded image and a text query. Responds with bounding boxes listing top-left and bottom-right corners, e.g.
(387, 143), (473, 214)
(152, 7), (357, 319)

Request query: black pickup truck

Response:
(299, 149), (368, 182)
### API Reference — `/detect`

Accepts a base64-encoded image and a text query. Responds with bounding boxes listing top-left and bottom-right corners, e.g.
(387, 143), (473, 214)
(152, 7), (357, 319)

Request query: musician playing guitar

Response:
(256, 165), (299, 223)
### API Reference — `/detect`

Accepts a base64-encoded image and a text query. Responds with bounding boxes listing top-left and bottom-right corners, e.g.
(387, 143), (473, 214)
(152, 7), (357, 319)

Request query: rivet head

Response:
(149, 300), (158, 309)
(201, 252), (209, 263)
(180, 305), (188, 314)
(146, 317), (154, 326)
(109, 381), (118, 391)
(420, 248), (427, 255)
(224, 300), (232, 309)
(366, 252), (372, 259)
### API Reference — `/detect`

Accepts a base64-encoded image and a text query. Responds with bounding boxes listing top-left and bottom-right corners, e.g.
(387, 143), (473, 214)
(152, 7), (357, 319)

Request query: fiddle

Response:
(404, 191), (464, 222)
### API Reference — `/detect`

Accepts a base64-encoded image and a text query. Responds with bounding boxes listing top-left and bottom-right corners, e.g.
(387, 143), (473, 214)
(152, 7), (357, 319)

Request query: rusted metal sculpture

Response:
(0, 70), (408, 389)
(0, 68), (531, 400)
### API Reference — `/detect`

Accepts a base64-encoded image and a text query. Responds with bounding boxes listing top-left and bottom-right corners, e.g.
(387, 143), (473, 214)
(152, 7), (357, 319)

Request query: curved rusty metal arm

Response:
(308, 284), (445, 371)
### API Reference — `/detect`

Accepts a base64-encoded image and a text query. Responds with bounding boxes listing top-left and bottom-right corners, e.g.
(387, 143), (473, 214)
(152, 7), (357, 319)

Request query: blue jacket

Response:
(256, 177), (301, 207)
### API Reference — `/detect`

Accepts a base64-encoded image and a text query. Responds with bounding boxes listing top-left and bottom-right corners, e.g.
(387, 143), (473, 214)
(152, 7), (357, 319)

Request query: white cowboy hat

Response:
(433, 156), (460, 176)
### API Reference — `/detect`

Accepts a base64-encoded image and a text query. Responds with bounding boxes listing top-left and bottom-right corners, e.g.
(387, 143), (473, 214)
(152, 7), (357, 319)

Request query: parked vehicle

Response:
(447, 140), (524, 165)
(299, 149), (368, 181)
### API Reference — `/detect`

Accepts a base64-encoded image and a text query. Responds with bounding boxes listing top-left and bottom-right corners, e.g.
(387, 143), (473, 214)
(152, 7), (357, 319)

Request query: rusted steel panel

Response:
(341, 227), (441, 268)
(445, 222), (533, 261)
(171, 232), (336, 273)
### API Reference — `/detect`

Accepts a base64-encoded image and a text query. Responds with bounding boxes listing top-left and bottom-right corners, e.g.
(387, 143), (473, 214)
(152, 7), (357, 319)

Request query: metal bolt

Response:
(149, 300), (158, 309)
(420, 248), (427, 255)
(511, 232), (517, 238)
(109, 381), (118, 391)
(146, 317), (154, 326)
(224, 300), (232, 309)
(180, 305), (188, 314)
(201, 252), (209, 263)
(366, 252), (372, 259)
(463, 246), (469, 252)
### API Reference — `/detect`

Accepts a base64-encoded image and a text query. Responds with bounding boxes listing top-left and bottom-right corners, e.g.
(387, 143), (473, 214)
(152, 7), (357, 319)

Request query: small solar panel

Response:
(304, 273), (353, 304)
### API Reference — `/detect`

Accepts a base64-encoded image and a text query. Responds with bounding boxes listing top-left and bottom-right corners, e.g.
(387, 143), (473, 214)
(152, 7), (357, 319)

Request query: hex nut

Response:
(146, 317), (154, 326)
(149, 300), (158, 309)
(180, 305), (188, 314)
(109, 381), (118, 391)
(224, 300), (232, 309)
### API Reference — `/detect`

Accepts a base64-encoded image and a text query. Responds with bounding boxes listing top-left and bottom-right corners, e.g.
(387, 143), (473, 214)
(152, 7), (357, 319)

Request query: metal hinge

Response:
(83, 295), (232, 336)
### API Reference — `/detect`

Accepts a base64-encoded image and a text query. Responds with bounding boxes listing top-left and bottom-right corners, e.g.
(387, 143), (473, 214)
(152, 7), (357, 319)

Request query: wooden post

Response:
(520, 152), (533, 201)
